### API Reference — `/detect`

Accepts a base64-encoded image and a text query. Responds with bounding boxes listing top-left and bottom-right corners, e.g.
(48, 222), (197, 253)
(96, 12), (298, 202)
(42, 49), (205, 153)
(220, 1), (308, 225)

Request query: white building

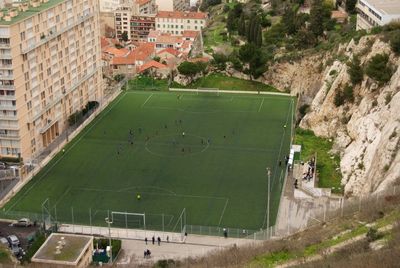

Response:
(356, 0), (400, 30)
(156, 0), (190, 12)
(155, 11), (207, 35)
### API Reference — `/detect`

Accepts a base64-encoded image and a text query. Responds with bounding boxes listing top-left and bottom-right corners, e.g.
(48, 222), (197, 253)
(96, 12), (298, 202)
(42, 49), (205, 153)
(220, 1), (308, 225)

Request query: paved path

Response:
(59, 224), (260, 265)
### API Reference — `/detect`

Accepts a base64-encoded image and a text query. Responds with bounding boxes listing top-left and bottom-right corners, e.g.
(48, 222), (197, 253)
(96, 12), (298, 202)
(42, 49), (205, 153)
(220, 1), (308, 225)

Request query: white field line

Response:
(218, 198), (229, 226)
(169, 88), (292, 97)
(258, 98), (265, 112)
(6, 92), (127, 212)
(141, 93), (154, 108)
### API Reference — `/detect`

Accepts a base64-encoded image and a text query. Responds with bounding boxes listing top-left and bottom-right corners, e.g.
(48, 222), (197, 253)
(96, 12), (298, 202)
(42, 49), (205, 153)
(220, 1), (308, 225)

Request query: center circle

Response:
(145, 133), (209, 157)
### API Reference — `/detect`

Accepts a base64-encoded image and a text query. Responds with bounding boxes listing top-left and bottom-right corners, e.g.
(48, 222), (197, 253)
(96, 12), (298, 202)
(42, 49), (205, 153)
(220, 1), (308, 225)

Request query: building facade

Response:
(130, 15), (156, 42)
(155, 11), (207, 35)
(356, 0), (400, 30)
(0, 0), (103, 161)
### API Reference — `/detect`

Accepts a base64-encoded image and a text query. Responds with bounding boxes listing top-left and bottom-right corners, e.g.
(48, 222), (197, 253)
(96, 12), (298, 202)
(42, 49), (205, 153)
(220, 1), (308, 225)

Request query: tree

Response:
(238, 14), (246, 36)
(347, 56), (364, 85)
(114, 74), (125, 82)
(178, 61), (208, 77)
(255, 24), (263, 47)
(212, 53), (228, 70)
(226, 10), (236, 33)
(365, 53), (394, 85)
(345, 0), (357, 14)
(239, 43), (267, 79)
(282, 7), (297, 35)
(390, 30), (400, 55)
(121, 31), (128, 42)
(309, 0), (325, 37)
(294, 28), (317, 49)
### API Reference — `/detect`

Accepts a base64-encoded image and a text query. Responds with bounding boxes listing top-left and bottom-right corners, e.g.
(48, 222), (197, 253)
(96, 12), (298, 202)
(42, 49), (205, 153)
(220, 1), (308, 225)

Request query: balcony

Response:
(0, 133), (20, 140)
(0, 65), (12, 69)
(0, 43), (10, 48)
(0, 94), (15, 100)
(0, 84), (14, 90)
(0, 74), (13, 80)
(0, 124), (19, 130)
(0, 53), (12, 60)
(39, 116), (61, 134)
(22, 13), (94, 54)
(0, 114), (17, 120)
(2, 105), (17, 111)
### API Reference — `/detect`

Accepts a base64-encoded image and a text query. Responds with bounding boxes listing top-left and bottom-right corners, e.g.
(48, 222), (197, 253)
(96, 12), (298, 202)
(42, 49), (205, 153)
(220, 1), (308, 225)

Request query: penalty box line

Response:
(6, 92), (129, 213)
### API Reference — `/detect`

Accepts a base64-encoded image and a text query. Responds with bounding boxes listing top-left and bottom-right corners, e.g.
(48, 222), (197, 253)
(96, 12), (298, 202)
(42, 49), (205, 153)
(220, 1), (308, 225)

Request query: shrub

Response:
(390, 30), (400, 55)
(347, 56), (364, 85)
(114, 74), (125, 82)
(334, 84), (353, 107)
(299, 104), (310, 118)
(365, 53), (394, 85)
(329, 70), (337, 76)
(366, 228), (383, 242)
(385, 93), (392, 105)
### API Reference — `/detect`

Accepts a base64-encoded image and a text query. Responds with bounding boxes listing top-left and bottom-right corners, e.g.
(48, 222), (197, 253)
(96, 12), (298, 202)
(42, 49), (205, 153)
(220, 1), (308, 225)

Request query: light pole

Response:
(105, 217), (113, 263)
(266, 167), (271, 238)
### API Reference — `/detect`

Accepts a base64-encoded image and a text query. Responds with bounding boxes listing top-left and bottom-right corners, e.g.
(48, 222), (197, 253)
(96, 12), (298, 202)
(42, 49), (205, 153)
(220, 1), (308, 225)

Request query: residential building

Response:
(109, 42), (155, 74)
(114, 0), (157, 41)
(0, 0), (103, 161)
(155, 11), (207, 35)
(147, 29), (202, 56)
(356, 0), (400, 30)
(130, 15), (156, 42)
(156, 0), (173, 11)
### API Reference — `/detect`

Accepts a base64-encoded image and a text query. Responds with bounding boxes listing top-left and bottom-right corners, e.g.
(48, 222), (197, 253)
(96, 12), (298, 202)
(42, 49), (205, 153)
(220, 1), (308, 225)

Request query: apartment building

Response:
(130, 15), (156, 42)
(115, 0), (157, 41)
(0, 0), (103, 161)
(155, 11), (207, 35)
(100, 0), (120, 12)
(356, 0), (400, 30)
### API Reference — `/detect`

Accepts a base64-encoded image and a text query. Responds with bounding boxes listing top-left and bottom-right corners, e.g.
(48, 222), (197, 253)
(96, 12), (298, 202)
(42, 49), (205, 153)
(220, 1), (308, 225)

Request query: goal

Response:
(111, 211), (146, 229)
(196, 87), (220, 96)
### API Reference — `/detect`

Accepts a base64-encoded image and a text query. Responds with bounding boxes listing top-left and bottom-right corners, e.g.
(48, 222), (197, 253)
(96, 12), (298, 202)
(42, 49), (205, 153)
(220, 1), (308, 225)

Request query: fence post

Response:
(71, 207), (74, 233)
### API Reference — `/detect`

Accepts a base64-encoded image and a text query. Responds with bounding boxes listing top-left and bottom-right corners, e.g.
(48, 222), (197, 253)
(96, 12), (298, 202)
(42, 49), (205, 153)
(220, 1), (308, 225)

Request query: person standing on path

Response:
(152, 236), (155, 245)
(157, 236), (161, 246)
(145, 237), (148, 245)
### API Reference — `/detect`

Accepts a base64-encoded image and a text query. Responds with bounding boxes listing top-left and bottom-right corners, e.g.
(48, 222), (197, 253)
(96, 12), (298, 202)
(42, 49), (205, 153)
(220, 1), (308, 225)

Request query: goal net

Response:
(111, 211), (146, 229)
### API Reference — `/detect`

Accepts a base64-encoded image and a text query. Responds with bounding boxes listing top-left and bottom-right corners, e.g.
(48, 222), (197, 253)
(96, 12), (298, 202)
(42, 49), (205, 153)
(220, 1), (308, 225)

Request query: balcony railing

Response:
(0, 95), (15, 100)
(0, 43), (10, 48)
(0, 133), (20, 140)
(0, 115), (17, 120)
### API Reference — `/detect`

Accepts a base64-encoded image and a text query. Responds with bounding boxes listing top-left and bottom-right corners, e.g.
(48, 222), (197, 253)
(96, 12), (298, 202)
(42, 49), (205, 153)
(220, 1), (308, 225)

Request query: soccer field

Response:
(3, 91), (294, 233)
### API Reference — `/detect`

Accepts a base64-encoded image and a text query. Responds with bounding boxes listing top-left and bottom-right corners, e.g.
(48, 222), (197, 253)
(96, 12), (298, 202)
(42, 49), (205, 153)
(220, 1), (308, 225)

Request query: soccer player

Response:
(182, 131), (185, 138)
(137, 194), (141, 200)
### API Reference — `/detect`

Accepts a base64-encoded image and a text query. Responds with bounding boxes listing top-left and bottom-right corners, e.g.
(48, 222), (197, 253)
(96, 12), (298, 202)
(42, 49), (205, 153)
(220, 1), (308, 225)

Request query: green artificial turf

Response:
(3, 91), (293, 233)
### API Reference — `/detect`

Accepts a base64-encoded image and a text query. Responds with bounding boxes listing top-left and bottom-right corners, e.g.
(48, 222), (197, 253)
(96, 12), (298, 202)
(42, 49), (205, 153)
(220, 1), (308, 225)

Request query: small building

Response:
(31, 233), (93, 268)
(356, 0), (400, 30)
(331, 10), (348, 24)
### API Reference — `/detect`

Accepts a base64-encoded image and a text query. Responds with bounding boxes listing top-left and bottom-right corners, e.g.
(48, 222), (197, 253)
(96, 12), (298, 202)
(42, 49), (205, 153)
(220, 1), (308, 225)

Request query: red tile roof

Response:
(156, 11), (207, 20)
(157, 48), (181, 57)
(111, 43), (155, 65)
(103, 47), (130, 57)
(138, 60), (168, 73)
(182, 30), (199, 38)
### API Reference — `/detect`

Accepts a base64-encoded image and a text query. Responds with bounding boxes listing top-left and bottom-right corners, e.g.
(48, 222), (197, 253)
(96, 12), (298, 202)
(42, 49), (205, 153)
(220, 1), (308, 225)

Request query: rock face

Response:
(265, 36), (400, 197)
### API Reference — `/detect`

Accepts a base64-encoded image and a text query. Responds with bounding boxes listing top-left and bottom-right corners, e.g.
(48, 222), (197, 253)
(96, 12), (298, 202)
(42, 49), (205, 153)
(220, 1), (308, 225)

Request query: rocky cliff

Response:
(264, 36), (400, 197)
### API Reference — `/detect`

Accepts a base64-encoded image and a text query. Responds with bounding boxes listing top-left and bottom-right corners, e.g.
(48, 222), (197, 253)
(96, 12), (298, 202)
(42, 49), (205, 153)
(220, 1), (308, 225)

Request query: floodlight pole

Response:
(105, 217), (113, 263)
(266, 167), (271, 238)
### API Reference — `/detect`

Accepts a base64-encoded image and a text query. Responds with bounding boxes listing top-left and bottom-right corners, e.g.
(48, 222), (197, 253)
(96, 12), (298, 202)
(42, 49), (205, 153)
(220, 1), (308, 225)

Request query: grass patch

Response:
(22, 233), (46, 263)
(0, 246), (12, 264)
(175, 73), (278, 92)
(126, 76), (169, 91)
(294, 128), (342, 194)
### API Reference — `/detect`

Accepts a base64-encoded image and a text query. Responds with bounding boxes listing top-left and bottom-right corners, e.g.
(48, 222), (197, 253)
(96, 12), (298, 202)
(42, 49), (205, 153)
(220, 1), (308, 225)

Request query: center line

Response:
(141, 93), (153, 108)
(258, 98), (265, 112)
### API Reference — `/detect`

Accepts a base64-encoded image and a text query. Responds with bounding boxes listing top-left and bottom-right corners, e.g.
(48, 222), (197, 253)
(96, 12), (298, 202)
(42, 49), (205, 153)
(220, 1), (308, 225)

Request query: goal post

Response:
(196, 87), (220, 96)
(111, 211), (146, 230)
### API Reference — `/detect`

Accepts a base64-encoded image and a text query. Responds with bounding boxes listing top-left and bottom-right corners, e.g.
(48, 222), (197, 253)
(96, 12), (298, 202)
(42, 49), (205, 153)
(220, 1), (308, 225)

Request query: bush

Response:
(366, 228), (383, 242)
(390, 30), (400, 55)
(21, 233), (46, 263)
(114, 74), (125, 82)
(334, 84), (353, 107)
(347, 56), (364, 85)
(365, 53), (394, 85)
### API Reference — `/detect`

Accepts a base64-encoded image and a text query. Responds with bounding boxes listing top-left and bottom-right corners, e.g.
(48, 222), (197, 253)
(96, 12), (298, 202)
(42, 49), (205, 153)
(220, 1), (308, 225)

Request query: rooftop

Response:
(31, 233), (92, 265)
(361, 0), (400, 15)
(0, 0), (65, 26)
(156, 10), (207, 20)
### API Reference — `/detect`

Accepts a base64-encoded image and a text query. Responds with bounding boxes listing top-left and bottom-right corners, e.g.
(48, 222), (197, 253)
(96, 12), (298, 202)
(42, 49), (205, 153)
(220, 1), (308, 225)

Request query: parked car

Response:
(7, 235), (20, 247)
(12, 218), (32, 227)
(0, 237), (8, 247)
